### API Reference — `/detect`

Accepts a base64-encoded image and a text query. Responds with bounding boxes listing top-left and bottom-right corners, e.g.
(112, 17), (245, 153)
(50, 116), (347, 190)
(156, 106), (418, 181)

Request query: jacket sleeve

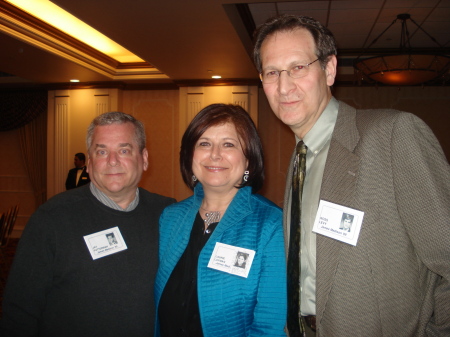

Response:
(249, 211), (287, 337)
(391, 113), (450, 336)
(65, 169), (72, 190)
(0, 209), (55, 336)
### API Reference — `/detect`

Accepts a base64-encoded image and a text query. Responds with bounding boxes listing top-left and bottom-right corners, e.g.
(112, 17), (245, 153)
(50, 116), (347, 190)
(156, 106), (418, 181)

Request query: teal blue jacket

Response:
(155, 184), (287, 337)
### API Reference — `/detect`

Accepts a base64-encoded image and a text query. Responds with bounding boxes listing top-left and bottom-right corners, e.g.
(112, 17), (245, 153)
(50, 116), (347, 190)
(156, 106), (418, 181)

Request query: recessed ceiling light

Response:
(70, 79), (80, 82)
(212, 75), (221, 79)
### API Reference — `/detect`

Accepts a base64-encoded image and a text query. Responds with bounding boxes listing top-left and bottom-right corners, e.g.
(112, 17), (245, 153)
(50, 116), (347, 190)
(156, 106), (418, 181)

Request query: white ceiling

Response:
(0, 0), (449, 88)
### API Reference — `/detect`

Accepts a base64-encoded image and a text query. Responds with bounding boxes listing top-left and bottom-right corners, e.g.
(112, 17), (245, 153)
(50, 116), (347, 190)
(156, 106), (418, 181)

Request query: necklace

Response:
(200, 199), (231, 228)
(200, 205), (226, 227)
(201, 208), (221, 227)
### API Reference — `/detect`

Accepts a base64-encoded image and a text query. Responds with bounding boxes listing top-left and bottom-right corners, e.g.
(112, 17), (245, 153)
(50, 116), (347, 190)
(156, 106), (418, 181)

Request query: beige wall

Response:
(122, 89), (183, 200)
(257, 93), (293, 207)
(2, 85), (449, 237)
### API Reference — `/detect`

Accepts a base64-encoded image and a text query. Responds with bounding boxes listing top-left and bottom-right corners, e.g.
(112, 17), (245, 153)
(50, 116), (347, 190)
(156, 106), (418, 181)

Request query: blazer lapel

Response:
(316, 102), (360, 324)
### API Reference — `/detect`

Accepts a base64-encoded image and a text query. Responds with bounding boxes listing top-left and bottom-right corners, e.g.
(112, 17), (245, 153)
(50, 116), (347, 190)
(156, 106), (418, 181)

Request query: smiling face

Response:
(87, 123), (148, 206)
(260, 28), (337, 139)
(192, 122), (248, 194)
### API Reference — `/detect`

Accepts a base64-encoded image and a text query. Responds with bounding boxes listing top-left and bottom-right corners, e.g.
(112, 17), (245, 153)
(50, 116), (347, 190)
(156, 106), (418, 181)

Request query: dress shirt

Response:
(298, 97), (338, 316)
(89, 183), (139, 211)
(75, 167), (84, 185)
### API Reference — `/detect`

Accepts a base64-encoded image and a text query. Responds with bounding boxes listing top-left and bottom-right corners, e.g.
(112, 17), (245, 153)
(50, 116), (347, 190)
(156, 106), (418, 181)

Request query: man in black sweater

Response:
(1, 112), (175, 336)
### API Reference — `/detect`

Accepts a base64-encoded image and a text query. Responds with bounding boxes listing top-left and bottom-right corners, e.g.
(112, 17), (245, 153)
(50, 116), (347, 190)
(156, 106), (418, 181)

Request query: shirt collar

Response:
(297, 97), (339, 155)
(89, 183), (140, 212)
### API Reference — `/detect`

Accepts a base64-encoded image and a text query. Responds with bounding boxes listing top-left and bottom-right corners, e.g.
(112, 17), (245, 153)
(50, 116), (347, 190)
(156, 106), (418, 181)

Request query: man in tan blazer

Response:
(253, 15), (450, 336)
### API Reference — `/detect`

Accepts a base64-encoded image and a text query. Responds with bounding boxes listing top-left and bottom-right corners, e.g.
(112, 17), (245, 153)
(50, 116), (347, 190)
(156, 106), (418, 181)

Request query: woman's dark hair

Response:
(253, 14), (337, 72)
(180, 103), (264, 192)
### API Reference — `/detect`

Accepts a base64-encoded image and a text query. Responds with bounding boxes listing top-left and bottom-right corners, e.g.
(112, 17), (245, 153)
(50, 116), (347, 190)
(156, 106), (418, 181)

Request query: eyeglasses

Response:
(259, 58), (320, 84)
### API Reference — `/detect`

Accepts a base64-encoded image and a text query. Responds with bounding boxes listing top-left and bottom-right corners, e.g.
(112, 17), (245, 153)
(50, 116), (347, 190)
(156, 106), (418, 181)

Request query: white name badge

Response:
(312, 200), (364, 246)
(207, 242), (255, 278)
(84, 226), (127, 260)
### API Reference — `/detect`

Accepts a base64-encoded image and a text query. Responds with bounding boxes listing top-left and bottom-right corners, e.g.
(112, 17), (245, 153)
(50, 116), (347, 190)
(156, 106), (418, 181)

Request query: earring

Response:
(243, 170), (249, 182)
(192, 175), (197, 182)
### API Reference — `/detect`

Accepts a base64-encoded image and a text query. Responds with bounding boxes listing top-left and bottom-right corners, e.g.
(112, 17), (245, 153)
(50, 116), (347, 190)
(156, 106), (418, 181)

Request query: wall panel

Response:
(122, 90), (180, 200)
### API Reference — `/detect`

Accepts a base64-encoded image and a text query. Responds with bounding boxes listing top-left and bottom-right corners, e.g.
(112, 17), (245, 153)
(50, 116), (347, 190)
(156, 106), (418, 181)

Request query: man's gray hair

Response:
(86, 111), (146, 152)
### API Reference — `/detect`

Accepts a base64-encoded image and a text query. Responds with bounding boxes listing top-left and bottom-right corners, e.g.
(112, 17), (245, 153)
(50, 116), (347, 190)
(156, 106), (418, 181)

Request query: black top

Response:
(158, 212), (218, 337)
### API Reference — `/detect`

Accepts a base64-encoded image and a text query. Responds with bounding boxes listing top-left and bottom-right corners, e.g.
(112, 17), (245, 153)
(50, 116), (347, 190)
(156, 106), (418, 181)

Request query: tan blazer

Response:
(283, 101), (450, 336)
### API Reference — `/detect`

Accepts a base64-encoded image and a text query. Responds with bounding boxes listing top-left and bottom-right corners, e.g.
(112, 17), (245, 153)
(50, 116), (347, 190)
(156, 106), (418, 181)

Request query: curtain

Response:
(19, 110), (47, 206)
(1, 90), (48, 206)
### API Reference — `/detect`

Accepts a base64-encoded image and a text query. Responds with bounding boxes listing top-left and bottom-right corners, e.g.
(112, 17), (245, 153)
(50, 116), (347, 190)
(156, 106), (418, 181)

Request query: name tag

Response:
(84, 226), (127, 260)
(207, 242), (255, 278)
(312, 200), (364, 246)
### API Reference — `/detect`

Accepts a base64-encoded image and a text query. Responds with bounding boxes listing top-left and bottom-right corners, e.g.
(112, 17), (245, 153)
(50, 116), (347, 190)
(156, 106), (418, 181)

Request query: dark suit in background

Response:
(65, 166), (90, 190)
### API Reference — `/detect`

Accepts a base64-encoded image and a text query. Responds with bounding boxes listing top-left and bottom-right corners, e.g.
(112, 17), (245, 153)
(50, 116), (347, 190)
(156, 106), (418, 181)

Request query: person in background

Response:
(154, 104), (286, 337)
(1, 111), (175, 337)
(65, 152), (90, 190)
(253, 14), (450, 336)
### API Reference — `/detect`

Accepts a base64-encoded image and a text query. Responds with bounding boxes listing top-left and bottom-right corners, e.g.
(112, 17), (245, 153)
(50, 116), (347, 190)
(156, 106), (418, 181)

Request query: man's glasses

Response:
(259, 58), (320, 84)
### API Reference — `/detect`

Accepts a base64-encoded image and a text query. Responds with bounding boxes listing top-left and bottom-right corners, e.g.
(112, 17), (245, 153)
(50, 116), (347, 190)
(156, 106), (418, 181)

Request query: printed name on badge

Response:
(84, 226), (127, 260)
(207, 242), (255, 278)
(312, 200), (364, 246)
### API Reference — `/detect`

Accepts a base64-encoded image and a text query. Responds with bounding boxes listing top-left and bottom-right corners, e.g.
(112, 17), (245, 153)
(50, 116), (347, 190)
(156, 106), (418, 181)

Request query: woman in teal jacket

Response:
(154, 104), (286, 337)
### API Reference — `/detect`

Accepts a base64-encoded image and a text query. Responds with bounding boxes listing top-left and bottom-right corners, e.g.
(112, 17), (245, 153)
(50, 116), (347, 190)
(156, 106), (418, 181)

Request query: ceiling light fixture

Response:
(212, 75), (222, 79)
(6, 0), (144, 63)
(353, 13), (450, 86)
(70, 79), (80, 82)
